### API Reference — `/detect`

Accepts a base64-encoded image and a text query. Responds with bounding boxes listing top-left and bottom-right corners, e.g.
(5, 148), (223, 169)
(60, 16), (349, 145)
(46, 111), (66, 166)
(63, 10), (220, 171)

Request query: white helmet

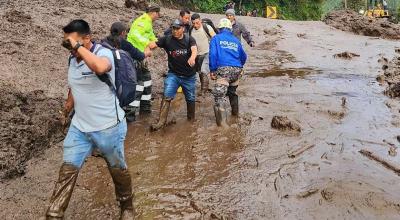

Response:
(218, 18), (232, 29)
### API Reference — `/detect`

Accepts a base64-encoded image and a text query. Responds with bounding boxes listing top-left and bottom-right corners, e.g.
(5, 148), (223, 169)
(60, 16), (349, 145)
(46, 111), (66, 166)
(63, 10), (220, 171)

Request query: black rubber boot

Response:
(139, 101), (151, 115)
(124, 106), (137, 123)
(150, 98), (171, 131)
(227, 86), (239, 116)
(108, 167), (135, 220)
(46, 163), (79, 219)
(186, 101), (195, 121)
(228, 95), (239, 116)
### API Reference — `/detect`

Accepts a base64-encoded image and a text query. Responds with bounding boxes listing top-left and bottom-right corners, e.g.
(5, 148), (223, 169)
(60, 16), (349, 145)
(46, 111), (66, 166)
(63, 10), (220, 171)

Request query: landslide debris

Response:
(333, 51), (360, 60)
(0, 85), (64, 179)
(379, 53), (400, 98)
(0, 0), (172, 179)
(324, 10), (400, 40)
(271, 116), (301, 132)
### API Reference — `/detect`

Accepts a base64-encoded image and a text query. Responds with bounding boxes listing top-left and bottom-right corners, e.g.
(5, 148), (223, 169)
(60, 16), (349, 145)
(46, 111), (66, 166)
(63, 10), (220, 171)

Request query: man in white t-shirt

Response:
(190, 13), (216, 95)
(45, 20), (134, 220)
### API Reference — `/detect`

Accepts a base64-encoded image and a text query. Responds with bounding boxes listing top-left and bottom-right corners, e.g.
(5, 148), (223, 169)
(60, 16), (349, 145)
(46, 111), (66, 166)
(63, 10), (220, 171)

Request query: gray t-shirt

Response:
(68, 44), (125, 132)
(191, 24), (214, 55)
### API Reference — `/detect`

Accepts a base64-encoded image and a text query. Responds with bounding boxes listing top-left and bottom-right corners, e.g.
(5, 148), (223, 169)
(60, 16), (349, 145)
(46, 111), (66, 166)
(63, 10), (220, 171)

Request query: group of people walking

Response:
(45, 5), (252, 220)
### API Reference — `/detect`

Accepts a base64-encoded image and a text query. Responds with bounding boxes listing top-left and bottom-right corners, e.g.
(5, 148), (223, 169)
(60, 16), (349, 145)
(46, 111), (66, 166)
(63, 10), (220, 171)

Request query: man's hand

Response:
(188, 56), (196, 67)
(147, 42), (158, 49)
(61, 36), (78, 51)
(144, 47), (152, 58)
(210, 72), (217, 80)
(64, 100), (74, 117)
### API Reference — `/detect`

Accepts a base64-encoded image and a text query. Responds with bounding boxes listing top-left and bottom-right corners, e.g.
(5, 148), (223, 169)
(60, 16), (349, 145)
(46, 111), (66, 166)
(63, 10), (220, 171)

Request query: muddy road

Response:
(2, 6), (400, 220)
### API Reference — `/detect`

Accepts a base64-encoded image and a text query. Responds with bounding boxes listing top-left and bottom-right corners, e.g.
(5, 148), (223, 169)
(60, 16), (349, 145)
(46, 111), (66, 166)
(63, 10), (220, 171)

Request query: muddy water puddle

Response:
(251, 67), (321, 78)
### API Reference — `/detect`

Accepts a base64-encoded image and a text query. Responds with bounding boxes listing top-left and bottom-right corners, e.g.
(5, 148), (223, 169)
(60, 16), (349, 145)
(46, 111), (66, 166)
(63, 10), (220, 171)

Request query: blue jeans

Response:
(63, 119), (128, 169)
(164, 72), (196, 102)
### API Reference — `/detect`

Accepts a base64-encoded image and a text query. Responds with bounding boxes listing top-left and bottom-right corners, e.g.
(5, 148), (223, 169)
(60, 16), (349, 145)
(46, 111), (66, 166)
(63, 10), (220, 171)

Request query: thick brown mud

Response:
(0, 84), (63, 179)
(2, 2), (400, 220)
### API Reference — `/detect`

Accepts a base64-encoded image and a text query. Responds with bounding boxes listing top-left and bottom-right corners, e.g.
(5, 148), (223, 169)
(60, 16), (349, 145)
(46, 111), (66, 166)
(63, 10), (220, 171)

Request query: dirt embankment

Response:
(0, 85), (63, 179)
(378, 51), (400, 98)
(0, 0), (172, 179)
(324, 10), (400, 40)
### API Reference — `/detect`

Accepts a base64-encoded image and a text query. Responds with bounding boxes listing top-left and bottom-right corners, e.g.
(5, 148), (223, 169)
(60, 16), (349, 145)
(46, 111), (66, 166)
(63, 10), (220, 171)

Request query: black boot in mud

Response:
(124, 106), (137, 123)
(187, 101), (195, 121)
(227, 85), (239, 116)
(228, 95), (239, 116)
(150, 98), (171, 131)
(108, 167), (135, 220)
(46, 163), (79, 219)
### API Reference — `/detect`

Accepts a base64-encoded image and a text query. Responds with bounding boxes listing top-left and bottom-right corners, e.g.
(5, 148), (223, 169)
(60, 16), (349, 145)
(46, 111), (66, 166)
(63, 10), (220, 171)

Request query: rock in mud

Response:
(263, 27), (280, 35)
(271, 116), (301, 132)
(125, 0), (148, 10)
(333, 51), (360, 60)
(324, 10), (400, 40)
(297, 33), (306, 39)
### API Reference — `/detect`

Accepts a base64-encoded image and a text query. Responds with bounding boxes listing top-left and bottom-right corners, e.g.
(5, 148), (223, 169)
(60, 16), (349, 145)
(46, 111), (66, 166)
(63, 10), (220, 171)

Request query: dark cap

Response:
(191, 13), (200, 21)
(146, 4), (160, 13)
(110, 22), (126, 36)
(171, 19), (184, 28)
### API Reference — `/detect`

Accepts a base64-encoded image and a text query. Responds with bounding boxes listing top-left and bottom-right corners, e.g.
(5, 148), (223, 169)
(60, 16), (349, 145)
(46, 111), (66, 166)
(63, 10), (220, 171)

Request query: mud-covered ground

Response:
(0, 0), (171, 179)
(2, 1), (400, 219)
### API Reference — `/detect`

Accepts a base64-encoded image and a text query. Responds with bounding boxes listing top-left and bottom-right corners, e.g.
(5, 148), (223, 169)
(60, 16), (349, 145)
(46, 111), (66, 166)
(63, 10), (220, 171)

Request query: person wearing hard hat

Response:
(209, 18), (247, 126)
(225, 9), (255, 47)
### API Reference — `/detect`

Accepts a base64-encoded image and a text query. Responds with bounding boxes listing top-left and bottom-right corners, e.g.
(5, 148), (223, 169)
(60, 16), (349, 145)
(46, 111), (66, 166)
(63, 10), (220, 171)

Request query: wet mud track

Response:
(2, 9), (400, 220)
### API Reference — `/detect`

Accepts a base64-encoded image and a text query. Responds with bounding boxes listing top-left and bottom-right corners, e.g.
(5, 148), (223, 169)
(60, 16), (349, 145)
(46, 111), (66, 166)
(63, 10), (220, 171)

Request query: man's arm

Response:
(68, 37), (111, 75)
(188, 45), (197, 67)
(239, 44), (247, 66)
(121, 39), (146, 61)
(239, 23), (254, 46)
(188, 36), (197, 67)
(208, 38), (218, 80)
(65, 88), (74, 115)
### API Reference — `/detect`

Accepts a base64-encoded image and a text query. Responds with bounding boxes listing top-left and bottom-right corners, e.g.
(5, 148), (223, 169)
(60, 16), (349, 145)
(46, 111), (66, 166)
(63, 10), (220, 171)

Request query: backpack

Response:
(68, 42), (138, 109)
(189, 18), (219, 38)
(96, 41), (138, 108)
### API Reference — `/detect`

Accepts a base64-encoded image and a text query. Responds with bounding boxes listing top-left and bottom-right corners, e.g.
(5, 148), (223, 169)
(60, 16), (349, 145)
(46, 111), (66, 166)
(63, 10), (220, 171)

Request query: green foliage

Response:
(187, 0), (325, 20)
(165, 0), (399, 21)
(264, 0), (323, 20)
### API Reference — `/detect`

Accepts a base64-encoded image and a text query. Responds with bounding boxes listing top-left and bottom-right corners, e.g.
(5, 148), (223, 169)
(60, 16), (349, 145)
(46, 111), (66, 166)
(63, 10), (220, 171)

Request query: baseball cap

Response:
(171, 19), (184, 28)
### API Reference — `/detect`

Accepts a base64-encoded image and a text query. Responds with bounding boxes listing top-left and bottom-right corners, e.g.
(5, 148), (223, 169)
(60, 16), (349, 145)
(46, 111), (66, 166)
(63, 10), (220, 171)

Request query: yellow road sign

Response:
(266, 6), (277, 19)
